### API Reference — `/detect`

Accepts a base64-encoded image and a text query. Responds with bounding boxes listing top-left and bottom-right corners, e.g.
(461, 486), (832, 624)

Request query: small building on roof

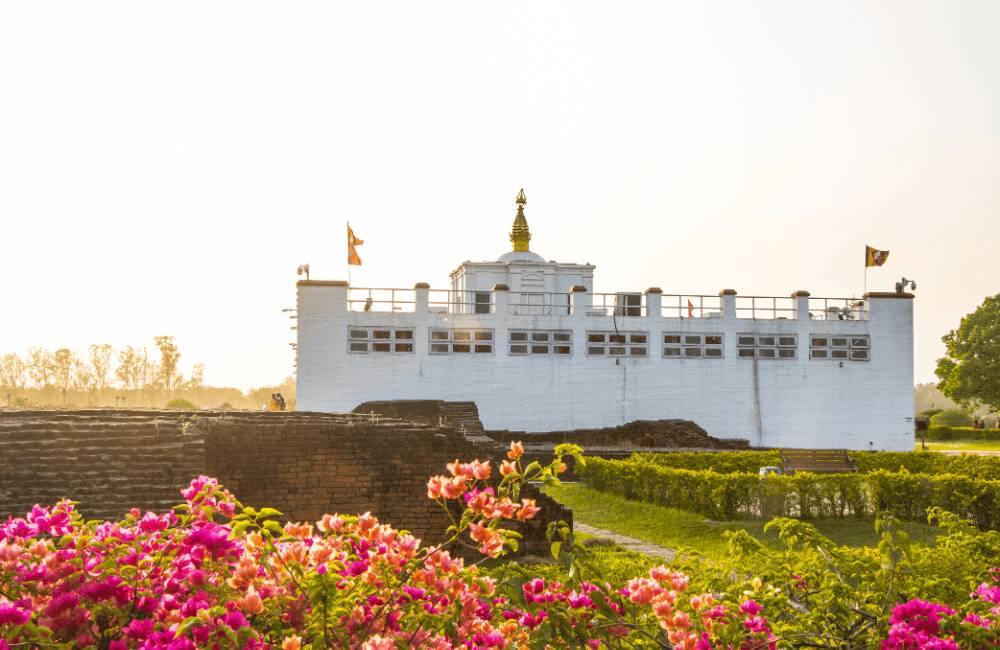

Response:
(295, 190), (915, 450)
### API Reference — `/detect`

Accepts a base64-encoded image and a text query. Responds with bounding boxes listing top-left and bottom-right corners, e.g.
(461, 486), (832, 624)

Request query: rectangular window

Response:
(509, 330), (572, 356)
(474, 292), (491, 315)
(663, 333), (724, 359)
(347, 327), (415, 353)
(811, 334), (870, 361)
(429, 329), (494, 354)
(587, 331), (648, 357)
(738, 334), (797, 360)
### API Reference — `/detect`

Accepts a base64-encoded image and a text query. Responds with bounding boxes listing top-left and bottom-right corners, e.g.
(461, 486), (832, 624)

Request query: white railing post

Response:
(570, 285), (588, 317)
(492, 284), (509, 314)
(720, 289), (737, 320)
(792, 290), (810, 321)
(645, 287), (662, 319)
(414, 283), (429, 314)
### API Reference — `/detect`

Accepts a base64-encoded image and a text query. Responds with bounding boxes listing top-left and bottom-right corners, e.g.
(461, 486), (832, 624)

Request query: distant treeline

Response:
(0, 338), (293, 410)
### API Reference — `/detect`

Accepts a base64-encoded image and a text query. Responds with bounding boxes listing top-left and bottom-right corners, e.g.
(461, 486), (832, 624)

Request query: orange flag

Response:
(348, 224), (364, 266)
(687, 299), (695, 318)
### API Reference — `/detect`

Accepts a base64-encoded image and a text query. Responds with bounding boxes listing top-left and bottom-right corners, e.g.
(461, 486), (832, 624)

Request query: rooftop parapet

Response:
(298, 283), (879, 321)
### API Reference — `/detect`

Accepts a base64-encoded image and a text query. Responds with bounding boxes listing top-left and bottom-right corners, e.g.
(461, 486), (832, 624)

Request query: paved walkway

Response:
(574, 522), (676, 561)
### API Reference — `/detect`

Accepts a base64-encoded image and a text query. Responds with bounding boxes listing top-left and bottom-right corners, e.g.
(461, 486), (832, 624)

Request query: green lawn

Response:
(543, 483), (942, 560)
(919, 439), (1000, 452)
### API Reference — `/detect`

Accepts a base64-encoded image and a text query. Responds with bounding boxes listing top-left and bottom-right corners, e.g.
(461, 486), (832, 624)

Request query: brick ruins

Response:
(354, 400), (748, 479)
(0, 408), (568, 555)
(0, 403), (743, 553)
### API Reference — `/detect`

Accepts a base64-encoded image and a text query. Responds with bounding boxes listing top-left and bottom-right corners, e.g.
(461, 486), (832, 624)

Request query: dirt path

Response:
(574, 522), (677, 561)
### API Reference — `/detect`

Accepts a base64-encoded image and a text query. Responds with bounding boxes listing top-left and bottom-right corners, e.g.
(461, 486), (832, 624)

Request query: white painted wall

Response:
(297, 284), (914, 451)
(449, 256), (594, 297)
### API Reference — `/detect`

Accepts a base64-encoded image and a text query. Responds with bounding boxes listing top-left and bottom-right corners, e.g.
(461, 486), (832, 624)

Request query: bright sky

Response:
(1, 2), (997, 389)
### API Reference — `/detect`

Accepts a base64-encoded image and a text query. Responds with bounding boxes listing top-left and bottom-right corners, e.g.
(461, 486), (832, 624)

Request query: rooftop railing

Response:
(661, 294), (724, 319)
(339, 286), (869, 320)
(347, 287), (416, 313)
(808, 297), (869, 321)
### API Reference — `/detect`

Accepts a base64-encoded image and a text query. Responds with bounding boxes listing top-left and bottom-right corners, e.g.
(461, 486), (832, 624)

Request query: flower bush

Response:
(0, 442), (998, 648)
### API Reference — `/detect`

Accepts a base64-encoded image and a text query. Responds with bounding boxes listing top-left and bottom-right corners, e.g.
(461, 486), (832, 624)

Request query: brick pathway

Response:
(574, 523), (676, 561)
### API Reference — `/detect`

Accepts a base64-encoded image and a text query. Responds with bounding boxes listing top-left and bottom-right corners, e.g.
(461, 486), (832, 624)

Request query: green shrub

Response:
(577, 456), (1000, 529)
(634, 450), (780, 473)
(931, 408), (973, 427)
(165, 397), (199, 410)
(638, 449), (1000, 479)
(924, 425), (1000, 441)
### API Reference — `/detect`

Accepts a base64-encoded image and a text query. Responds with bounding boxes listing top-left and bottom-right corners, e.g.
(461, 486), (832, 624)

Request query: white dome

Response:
(497, 250), (546, 263)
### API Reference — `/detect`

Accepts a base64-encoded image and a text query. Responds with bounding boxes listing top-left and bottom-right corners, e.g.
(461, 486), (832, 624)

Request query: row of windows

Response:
(737, 334), (799, 359)
(510, 330), (572, 355)
(430, 329), (494, 354)
(347, 328), (871, 361)
(811, 336), (870, 361)
(586, 332), (648, 357)
(349, 328), (414, 353)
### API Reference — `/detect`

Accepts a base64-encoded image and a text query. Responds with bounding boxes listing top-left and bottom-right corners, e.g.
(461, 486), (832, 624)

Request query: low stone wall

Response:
(0, 409), (569, 556)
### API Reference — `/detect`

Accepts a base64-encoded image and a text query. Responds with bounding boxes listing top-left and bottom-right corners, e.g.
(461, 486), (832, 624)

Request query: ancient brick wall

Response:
(0, 409), (569, 556)
(0, 410), (205, 520)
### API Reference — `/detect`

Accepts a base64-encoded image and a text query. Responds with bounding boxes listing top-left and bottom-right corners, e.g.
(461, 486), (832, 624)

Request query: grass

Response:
(919, 439), (1000, 452)
(543, 483), (942, 560)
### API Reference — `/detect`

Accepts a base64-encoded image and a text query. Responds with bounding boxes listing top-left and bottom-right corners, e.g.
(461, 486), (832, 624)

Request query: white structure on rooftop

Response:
(296, 190), (915, 450)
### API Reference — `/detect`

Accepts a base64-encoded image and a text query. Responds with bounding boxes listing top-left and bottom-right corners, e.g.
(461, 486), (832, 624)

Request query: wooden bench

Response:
(780, 449), (858, 474)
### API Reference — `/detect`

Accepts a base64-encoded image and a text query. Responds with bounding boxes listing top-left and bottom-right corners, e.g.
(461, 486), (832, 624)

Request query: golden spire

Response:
(509, 188), (531, 252)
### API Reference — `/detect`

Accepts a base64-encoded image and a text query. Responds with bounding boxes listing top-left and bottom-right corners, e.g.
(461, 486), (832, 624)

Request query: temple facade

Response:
(295, 191), (915, 450)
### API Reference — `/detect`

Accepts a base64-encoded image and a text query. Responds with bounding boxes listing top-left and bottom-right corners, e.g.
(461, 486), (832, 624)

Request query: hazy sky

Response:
(1, 1), (997, 389)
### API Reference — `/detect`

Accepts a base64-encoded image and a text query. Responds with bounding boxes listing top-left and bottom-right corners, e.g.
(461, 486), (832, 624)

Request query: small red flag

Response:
(687, 299), (695, 318)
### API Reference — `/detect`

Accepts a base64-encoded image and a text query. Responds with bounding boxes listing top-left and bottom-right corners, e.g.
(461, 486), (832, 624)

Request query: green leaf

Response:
(257, 507), (283, 520)
(175, 616), (201, 638)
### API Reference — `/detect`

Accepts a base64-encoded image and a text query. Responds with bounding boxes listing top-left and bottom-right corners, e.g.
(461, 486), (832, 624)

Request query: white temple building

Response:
(296, 191), (915, 450)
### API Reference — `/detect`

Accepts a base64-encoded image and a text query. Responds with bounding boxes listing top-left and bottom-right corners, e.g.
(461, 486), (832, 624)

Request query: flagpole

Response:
(347, 221), (352, 288)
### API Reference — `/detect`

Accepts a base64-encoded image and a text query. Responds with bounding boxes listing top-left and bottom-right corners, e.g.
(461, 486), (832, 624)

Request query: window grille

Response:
(586, 331), (648, 357)
(737, 334), (797, 359)
(810, 335), (869, 361)
(663, 333), (723, 358)
(429, 329), (494, 354)
(348, 327), (414, 353)
(509, 330), (572, 355)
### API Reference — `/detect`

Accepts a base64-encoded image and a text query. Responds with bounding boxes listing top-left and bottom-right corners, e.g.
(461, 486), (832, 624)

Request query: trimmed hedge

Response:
(924, 425), (1000, 441)
(578, 457), (1000, 529)
(638, 450), (1000, 479)
(636, 451), (780, 474)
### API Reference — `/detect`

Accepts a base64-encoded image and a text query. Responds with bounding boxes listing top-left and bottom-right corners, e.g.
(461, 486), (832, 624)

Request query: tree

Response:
(188, 362), (205, 390)
(936, 293), (1000, 413)
(72, 358), (95, 392)
(0, 353), (28, 389)
(27, 347), (54, 388)
(116, 345), (152, 391)
(53, 348), (76, 403)
(153, 336), (180, 391)
(89, 343), (114, 392)
(115, 346), (138, 390)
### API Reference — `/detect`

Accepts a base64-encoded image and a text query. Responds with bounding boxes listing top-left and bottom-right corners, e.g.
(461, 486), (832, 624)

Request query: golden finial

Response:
(509, 188), (531, 252)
